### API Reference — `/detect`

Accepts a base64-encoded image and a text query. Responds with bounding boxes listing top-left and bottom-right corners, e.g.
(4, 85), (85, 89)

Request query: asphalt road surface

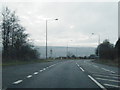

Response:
(2, 59), (120, 90)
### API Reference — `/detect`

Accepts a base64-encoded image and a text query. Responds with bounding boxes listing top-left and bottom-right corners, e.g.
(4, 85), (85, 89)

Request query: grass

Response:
(93, 59), (119, 67)
(2, 59), (55, 67)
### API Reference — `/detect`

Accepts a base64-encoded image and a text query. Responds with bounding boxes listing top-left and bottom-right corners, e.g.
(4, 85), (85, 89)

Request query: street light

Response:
(66, 40), (72, 58)
(45, 18), (58, 60)
(91, 33), (100, 59)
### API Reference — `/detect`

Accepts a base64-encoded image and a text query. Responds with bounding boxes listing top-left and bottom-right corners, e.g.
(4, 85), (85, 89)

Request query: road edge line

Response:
(88, 75), (107, 90)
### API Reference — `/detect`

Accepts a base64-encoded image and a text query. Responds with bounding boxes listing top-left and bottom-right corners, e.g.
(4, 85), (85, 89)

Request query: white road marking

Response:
(52, 64), (55, 65)
(43, 68), (46, 70)
(88, 75), (106, 90)
(79, 67), (84, 72)
(93, 74), (118, 79)
(13, 80), (23, 84)
(96, 78), (120, 82)
(101, 68), (115, 73)
(93, 65), (98, 68)
(40, 70), (43, 72)
(34, 72), (38, 75)
(102, 68), (110, 72)
(110, 71), (115, 73)
(51, 65), (54, 67)
(46, 67), (49, 69)
(76, 63), (79, 67)
(91, 72), (119, 77)
(49, 65), (52, 67)
(108, 73), (120, 77)
(27, 75), (32, 78)
(104, 84), (120, 88)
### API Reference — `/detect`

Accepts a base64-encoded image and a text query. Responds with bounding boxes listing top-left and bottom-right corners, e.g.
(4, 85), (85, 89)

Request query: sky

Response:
(0, 2), (118, 47)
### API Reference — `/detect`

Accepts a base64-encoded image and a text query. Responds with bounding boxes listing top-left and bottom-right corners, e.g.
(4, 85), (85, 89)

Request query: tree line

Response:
(0, 7), (39, 62)
(96, 38), (120, 62)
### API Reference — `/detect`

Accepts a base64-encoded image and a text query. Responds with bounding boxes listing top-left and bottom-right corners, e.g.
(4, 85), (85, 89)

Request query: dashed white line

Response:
(49, 65), (52, 67)
(27, 75), (32, 78)
(76, 63), (80, 67)
(43, 68), (46, 70)
(40, 70), (43, 72)
(104, 84), (120, 88)
(76, 63), (79, 67)
(88, 75), (107, 90)
(46, 67), (49, 69)
(93, 65), (98, 68)
(12, 64), (59, 85)
(93, 74), (118, 79)
(13, 80), (23, 84)
(51, 65), (54, 67)
(34, 72), (38, 75)
(79, 67), (84, 72)
(96, 78), (120, 83)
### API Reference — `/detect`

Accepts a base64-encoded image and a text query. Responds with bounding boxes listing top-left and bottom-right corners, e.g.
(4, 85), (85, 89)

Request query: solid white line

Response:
(102, 68), (110, 72)
(91, 72), (119, 77)
(93, 74), (118, 79)
(79, 67), (84, 72)
(88, 75), (107, 90)
(34, 72), (38, 75)
(108, 73), (120, 77)
(104, 84), (120, 88)
(102, 68), (115, 73)
(110, 71), (115, 73)
(96, 78), (120, 82)
(13, 80), (23, 84)
(27, 75), (32, 78)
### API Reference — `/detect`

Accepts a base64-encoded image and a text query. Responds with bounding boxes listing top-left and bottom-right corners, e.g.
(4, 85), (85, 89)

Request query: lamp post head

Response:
(55, 19), (58, 20)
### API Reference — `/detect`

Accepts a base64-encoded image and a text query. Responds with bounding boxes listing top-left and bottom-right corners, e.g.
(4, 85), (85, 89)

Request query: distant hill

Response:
(35, 46), (96, 59)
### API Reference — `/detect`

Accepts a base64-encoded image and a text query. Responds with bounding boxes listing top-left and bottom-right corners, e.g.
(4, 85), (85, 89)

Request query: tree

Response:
(96, 39), (115, 60)
(1, 7), (39, 61)
(115, 38), (120, 59)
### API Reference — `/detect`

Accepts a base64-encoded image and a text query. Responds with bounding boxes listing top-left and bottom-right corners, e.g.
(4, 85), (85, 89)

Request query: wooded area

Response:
(1, 7), (39, 62)
(96, 38), (120, 62)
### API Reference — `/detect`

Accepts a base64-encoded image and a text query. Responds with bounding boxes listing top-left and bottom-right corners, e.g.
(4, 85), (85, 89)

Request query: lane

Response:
(8, 60), (100, 88)
(2, 60), (65, 89)
(3, 59), (120, 89)
(84, 60), (119, 74)
(76, 60), (120, 89)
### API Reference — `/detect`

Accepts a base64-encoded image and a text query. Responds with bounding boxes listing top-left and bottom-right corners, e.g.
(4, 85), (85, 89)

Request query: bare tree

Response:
(1, 7), (39, 61)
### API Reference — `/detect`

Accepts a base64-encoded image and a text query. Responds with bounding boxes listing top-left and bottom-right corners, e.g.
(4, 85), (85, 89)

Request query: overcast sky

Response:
(0, 2), (118, 47)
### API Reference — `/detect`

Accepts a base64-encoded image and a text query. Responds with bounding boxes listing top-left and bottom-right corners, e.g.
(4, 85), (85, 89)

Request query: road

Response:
(2, 59), (120, 89)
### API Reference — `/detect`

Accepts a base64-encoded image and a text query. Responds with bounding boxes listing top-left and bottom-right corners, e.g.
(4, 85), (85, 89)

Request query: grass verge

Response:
(2, 59), (55, 67)
(92, 59), (119, 67)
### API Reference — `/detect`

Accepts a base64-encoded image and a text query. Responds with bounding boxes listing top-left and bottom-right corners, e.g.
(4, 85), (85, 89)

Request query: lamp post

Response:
(45, 18), (58, 60)
(91, 33), (100, 59)
(66, 40), (72, 58)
